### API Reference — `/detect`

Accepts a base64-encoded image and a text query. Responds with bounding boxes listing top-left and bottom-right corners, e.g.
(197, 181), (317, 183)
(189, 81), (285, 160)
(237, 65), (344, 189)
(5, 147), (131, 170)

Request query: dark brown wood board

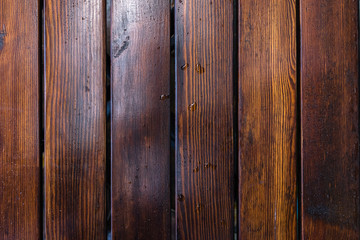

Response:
(0, 0), (40, 239)
(45, 0), (107, 238)
(175, 0), (235, 239)
(238, 0), (297, 239)
(301, 0), (359, 238)
(110, 0), (171, 239)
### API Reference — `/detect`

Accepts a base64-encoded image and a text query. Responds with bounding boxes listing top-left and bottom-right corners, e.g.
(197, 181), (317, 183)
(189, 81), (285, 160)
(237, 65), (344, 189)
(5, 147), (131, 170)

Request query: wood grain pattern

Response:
(301, 0), (359, 239)
(0, 1), (40, 239)
(45, 0), (106, 238)
(175, 0), (234, 238)
(111, 0), (171, 239)
(238, 0), (297, 239)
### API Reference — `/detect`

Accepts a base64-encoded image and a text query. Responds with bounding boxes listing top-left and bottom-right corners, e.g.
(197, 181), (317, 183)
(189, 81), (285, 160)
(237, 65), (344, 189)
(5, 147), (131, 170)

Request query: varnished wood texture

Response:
(111, 0), (171, 239)
(301, 0), (359, 239)
(45, 0), (106, 238)
(176, 0), (234, 239)
(0, 0), (40, 239)
(239, 0), (297, 239)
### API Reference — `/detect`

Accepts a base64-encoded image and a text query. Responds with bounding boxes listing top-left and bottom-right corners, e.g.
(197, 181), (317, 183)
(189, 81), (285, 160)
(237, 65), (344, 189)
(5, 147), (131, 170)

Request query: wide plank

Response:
(111, 0), (171, 239)
(301, 0), (359, 238)
(175, 0), (235, 238)
(45, 0), (107, 238)
(238, 0), (297, 238)
(0, 1), (40, 239)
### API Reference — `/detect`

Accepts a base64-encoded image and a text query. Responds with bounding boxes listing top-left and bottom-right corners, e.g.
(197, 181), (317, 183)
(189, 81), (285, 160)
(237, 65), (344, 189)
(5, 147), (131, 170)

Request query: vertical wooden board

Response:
(0, 0), (40, 239)
(45, 0), (106, 239)
(301, 0), (359, 239)
(175, 0), (234, 239)
(111, 0), (170, 239)
(239, 0), (297, 239)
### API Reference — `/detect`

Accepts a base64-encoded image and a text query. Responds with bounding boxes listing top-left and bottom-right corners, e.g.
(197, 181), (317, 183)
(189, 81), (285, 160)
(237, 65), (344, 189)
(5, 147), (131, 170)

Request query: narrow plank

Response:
(238, 0), (297, 239)
(45, 0), (106, 238)
(175, 0), (234, 238)
(111, 0), (171, 239)
(0, 0), (40, 238)
(301, 0), (359, 238)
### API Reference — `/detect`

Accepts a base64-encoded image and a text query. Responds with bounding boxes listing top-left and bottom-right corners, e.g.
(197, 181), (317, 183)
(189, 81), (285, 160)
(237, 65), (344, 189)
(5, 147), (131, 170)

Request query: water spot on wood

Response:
(177, 194), (185, 202)
(113, 36), (130, 58)
(195, 63), (205, 74)
(204, 162), (217, 170)
(0, 25), (7, 51)
(181, 63), (188, 70)
(189, 102), (197, 111)
(160, 94), (170, 100)
(195, 203), (203, 213)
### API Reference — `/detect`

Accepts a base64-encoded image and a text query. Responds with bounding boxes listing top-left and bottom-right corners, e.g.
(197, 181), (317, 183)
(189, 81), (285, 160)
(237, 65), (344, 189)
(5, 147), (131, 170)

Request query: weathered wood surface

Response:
(301, 0), (360, 238)
(239, 0), (297, 238)
(111, 0), (171, 239)
(45, 0), (107, 238)
(176, 0), (235, 238)
(0, 0), (40, 239)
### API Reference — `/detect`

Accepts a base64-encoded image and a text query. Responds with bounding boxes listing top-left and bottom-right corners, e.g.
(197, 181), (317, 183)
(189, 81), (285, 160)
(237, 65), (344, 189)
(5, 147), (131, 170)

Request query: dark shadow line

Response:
(233, 0), (239, 238)
(357, 0), (360, 236)
(39, 0), (45, 238)
(105, 0), (111, 237)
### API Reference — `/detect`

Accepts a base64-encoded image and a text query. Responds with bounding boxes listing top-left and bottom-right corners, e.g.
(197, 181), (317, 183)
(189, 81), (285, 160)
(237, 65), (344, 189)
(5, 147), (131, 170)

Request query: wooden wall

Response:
(0, 0), (358, 239)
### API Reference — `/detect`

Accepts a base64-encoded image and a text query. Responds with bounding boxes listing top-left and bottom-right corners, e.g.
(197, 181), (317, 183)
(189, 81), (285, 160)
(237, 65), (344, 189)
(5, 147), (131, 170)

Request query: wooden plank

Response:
(301, 0), (359, 238)
(110, 0), (171, 239)
(45, 0), (106, 238)
(238, 0), (297, 238)
(175, 0), (234, 238)
(0, 1), (40, 239)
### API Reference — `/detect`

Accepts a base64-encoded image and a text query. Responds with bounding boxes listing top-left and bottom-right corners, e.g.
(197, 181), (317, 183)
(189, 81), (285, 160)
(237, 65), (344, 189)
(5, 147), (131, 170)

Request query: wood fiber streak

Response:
(239, 0), (297, 239)
(45, 0), (106, 238)
(176, 0), (234, 239)
(0, 0), (40, 239)
(111, 0), (171, 239)
(301, 0), (359, 239)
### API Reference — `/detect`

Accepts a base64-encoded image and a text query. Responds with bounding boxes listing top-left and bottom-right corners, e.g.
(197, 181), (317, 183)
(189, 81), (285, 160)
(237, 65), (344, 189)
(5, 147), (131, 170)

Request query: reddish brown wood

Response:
(175, 0), (234, 239)
(301, 0), (359, 239)
(0, 1), (40, 239)
(238, 0), (297, 238)
(110, 0), (171, 239)
(45, 0), (107, 238)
